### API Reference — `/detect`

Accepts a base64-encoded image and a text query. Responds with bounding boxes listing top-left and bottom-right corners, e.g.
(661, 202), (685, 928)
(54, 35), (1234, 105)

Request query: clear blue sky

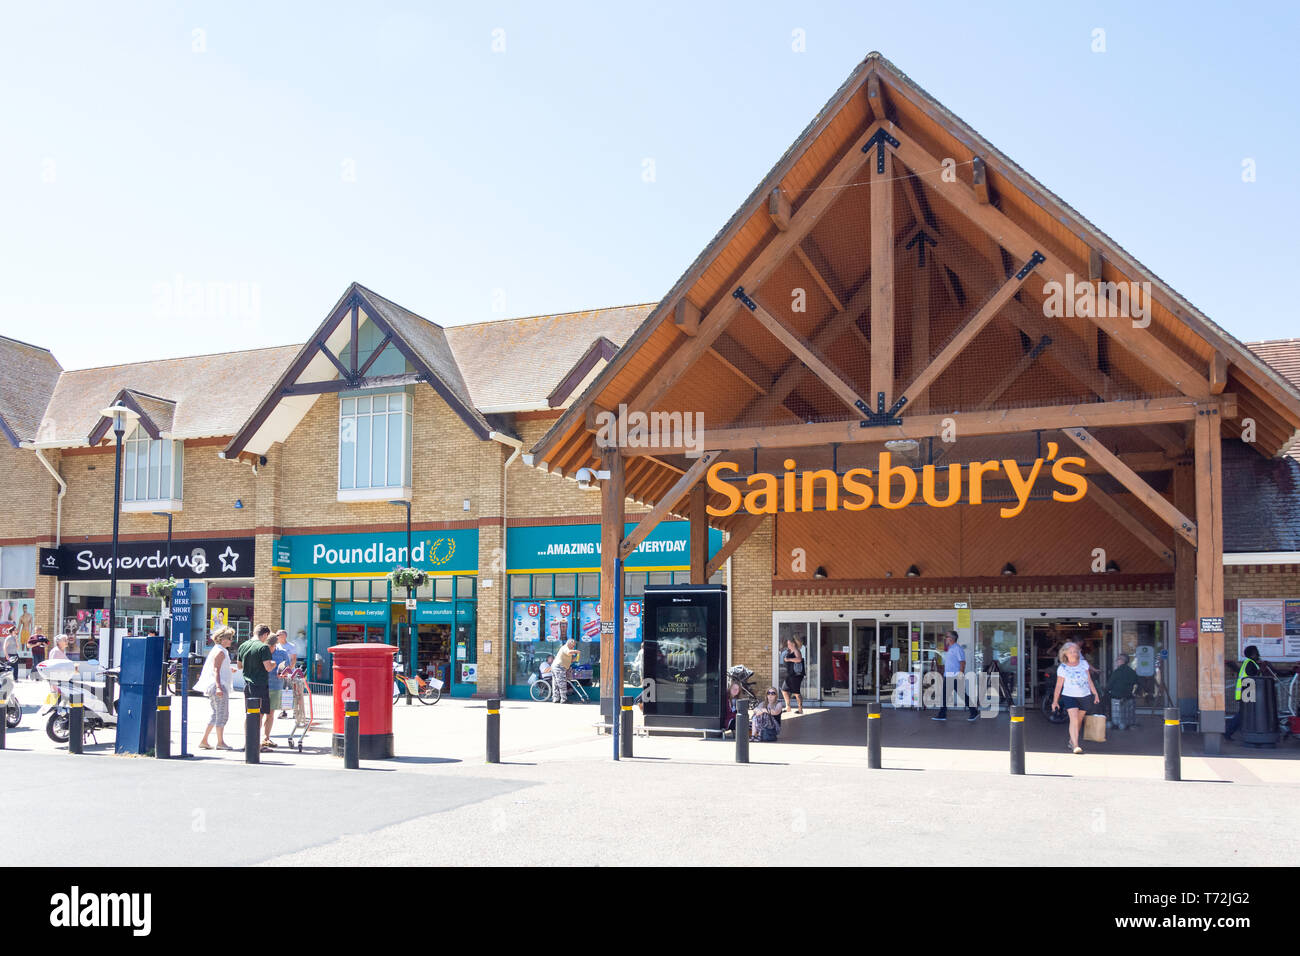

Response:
(2, 0), (1296, 370)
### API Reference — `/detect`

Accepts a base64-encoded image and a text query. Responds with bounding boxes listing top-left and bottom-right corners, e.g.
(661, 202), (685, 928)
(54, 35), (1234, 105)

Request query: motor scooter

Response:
(37, 659), (118, 744)
(1, 654), (21, 728)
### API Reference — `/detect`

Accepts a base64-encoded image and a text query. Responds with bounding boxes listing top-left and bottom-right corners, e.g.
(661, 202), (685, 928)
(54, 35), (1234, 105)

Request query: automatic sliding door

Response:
(777, 622), (815, 704)
(975, 620), (1021, 711)
(851, 619), (877, 704)
(820, 623), (850, 704)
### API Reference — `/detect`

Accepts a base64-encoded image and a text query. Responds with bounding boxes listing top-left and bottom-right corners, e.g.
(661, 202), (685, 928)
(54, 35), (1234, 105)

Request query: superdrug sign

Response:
(44, 537), (256, 581)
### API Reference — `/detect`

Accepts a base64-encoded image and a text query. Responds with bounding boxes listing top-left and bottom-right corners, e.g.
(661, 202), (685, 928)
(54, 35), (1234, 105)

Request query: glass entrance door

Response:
(975, 620), (1021, 711)
(776, 622), (814, 704)
(851, 619), (877, 704)
(818, 623), (851, 704)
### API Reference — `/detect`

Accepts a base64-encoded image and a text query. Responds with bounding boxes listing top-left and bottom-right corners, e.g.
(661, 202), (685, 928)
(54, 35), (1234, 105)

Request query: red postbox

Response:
(328, 643), (397, 759)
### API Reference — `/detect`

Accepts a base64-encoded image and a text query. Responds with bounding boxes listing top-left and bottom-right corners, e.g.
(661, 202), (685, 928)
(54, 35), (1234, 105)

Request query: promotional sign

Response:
(507, 522), (724, 572)
(623, 600), (643, 643)
(53, 537), (255, 581)
(277, 529), (478, 575)
(511, 602), (541, 642)
(171, 583), (192, 657)
(414, 603), (473, 623)
(579, 601), (601, 642)
(209, 607), (228, 631)
(272, 538), (292, 570)
(460, 662), (477, 683)
(333, 603), (390, 623)
(544, 601), (573, 643)
(0, 598), (35, 647)
(1237, 599), (1300, 660)
(1133, 644), (1156, 678)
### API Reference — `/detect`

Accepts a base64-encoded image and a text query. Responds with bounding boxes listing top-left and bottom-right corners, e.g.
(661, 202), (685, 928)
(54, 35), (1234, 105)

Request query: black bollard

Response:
(620, 696), (634, 758)
(486, 698), (500, 764)
(68, 690), (84, 755)
(867, 706), (882, 769)
(1010, 705), (1025, 775)
(343, 699), (360, 770)
(736, 699), (749, 764)
(0, 693), (6, 751)
(245, 698), (261, 764)
(155, 696), (171, 759)
(1164, 707), (1181, 781)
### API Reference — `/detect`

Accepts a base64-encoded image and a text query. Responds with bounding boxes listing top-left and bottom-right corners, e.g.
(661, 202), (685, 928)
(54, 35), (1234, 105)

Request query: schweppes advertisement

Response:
(707, 443), (1087, 518)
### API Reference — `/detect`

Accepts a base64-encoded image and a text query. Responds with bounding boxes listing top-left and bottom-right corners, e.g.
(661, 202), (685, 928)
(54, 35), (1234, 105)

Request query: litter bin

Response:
(1240, 673), (1280, 745)
(328, 643), (397, 758)
(117, 635), (164, 754)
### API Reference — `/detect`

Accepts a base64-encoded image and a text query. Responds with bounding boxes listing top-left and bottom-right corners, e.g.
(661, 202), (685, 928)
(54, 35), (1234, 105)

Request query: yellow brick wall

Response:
(509, 418), (650, 519)
(0, 443), (62, 636)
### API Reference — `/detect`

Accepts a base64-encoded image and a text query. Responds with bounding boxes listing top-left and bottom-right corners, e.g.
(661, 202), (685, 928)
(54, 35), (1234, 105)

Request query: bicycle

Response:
(393, 672), (441, 705)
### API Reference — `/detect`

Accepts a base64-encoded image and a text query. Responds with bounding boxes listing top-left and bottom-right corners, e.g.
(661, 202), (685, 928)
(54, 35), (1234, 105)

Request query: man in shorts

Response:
(237, 625), (277, 751)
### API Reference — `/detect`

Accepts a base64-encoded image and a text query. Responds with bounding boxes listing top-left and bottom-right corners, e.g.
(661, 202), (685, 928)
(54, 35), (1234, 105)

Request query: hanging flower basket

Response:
(388, 567), (427, 590)
(146, 577), (180, 605)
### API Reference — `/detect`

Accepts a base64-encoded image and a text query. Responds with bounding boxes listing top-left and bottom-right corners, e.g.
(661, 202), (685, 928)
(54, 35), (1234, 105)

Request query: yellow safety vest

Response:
(1234, 659), (1257, 701)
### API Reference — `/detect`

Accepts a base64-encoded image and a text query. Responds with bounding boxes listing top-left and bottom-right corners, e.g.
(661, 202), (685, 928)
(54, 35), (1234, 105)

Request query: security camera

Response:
(575, 467), (611, 491)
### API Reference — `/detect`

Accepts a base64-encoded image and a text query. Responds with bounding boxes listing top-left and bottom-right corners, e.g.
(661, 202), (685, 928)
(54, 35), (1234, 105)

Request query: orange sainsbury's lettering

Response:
(1051, 456), (1088, 502)
(841, 468), (874, 510)
(706, 460), (741, 516)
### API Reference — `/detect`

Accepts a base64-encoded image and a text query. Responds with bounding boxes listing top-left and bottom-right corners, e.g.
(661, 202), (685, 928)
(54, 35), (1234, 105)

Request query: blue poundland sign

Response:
(507, 521), (723, 572)
(278, 528), (478, 575)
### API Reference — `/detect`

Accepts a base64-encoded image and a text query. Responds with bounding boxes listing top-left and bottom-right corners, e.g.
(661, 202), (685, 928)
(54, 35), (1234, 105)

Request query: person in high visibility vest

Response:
(1224, 645), (1262, 741)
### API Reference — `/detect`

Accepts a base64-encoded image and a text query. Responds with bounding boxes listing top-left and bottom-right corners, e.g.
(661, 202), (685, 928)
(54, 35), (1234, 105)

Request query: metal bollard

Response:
(68, 690), (84, 755)
(343, 699), (360, 769)
(735, 699), (749, 764)
(0, 694), (6, 750)
(486, 698), (500, 764)
(155, 696), (171, 759)
(1164, 707), (1181, 781)
(1010, 705), (1025, 775)
(245, 698), (261, 764)
(620, 696), (634, 758)
(867, 706), (882, 769)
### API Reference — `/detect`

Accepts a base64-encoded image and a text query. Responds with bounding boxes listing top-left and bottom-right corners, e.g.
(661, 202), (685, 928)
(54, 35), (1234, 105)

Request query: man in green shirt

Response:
(237, 624), (277, 750)
(1107, 653), (1139, 730)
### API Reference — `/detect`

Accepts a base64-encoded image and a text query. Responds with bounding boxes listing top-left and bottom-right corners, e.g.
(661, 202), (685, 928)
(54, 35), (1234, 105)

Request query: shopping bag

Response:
(1084, 713), (1107, 743)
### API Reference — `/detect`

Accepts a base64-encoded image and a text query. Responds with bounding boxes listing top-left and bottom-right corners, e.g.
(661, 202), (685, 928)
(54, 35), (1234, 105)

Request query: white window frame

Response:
(337, 389), (413, 502)
(121, 426), (183, 512)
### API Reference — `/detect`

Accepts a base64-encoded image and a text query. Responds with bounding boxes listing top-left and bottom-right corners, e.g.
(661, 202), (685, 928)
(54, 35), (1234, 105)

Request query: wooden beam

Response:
(282, 372), (424, 395)
(674, 299), (701, 336)
(627, 396), (1225, 455)
(909, 250), (932, 415)
(888, 127), (1211, 398)
(971, 156), (990, 205)
(619, 452), (720, 559)
(1172, 459), (1198, 708)
(317, 343), (353, 381)
(870, 144), (896, 406)
(712, 333), (775, 397)
(599, 446), (625, 703)
(768, 188), (791, 232)
(899, 251), (1044, 409)
(794, 245), (844, 312)
(1210, 351), (1227, 395)
(746, 300), (866, 416)
(865, 73), (884, 121)
(350, 303), (359, 375)
(627, 121), (884, 416)
(356, 334), (392, 377)
(976, 335), (1050, 410)
(1062, 427), (1197, 547)
(1194, 407), (1226, 731)
(706, 513), (765, 579)
(689, 483), (709, 584)
(1085, 480), (1175, 565)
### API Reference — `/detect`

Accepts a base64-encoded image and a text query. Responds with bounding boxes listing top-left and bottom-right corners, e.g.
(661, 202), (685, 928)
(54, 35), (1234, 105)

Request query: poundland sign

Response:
(279, 529), (478, 575)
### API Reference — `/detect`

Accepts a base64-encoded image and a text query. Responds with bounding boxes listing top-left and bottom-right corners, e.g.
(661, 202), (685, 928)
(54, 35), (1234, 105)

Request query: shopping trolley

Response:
(284, 667), (316, 751)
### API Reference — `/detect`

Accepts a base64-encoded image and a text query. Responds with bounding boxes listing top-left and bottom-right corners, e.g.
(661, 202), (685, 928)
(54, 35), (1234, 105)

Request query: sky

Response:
(2, 0), (1297, 370)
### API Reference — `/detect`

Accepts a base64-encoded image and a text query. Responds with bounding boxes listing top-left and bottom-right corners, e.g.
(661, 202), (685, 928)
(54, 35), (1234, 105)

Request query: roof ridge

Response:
(0, 334), (55, 354)
(444, 303), (658, 331)
(63, 341), (303, 374)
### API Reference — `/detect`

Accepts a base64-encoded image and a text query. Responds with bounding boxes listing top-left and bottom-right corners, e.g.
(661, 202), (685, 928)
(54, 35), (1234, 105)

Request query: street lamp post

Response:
(390, 499), (413, 676)
(152, 511), (173, 697)
(99, 402), (140, 709)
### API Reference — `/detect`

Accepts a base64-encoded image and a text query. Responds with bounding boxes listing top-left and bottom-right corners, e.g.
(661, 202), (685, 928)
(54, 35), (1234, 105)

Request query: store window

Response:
(121, 427), (183, 511)
(338, 390), (413, 500)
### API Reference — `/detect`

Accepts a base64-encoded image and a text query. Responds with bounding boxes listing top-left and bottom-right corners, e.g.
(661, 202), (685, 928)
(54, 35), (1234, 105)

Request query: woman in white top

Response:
(1052, 641), (1100, 754)
(196, 626), (236, 750)
(48, 635), (70, 661)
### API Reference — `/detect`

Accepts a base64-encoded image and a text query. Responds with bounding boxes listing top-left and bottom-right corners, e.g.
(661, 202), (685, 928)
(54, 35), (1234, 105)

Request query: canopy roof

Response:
(531, 53), (1300, 532)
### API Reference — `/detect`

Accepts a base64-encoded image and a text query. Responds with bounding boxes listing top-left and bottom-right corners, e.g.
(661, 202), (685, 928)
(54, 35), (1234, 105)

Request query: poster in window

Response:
(1238, 599), (1290, 660)
(512, 601), (541, 642)
(623, 600), (643, 642)
(544, 600), (572, 643)
(579, 601), (601, 642)
(1286, 600), (1300, 658)
(0, 599), (35, 648)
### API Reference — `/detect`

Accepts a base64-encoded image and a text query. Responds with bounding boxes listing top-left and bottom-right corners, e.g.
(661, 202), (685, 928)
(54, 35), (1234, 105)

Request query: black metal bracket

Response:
(731, 286), (758, 312)
(1015, 250), (1046, 280)
(856, 391), (908, 427)
(862, 128), (900, 174)
(905, 229), (937, 267)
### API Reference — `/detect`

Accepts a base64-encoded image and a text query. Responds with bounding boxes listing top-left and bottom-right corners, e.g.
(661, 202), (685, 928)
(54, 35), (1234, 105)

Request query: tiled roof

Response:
(1248, 339), (1300, 389)
(0, 336), (62, 445)
(40, 345), (300, 445)
(125, 390), (177, 435)
(444, 305), (653, 410)
(1222, 439), (1300, 552)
